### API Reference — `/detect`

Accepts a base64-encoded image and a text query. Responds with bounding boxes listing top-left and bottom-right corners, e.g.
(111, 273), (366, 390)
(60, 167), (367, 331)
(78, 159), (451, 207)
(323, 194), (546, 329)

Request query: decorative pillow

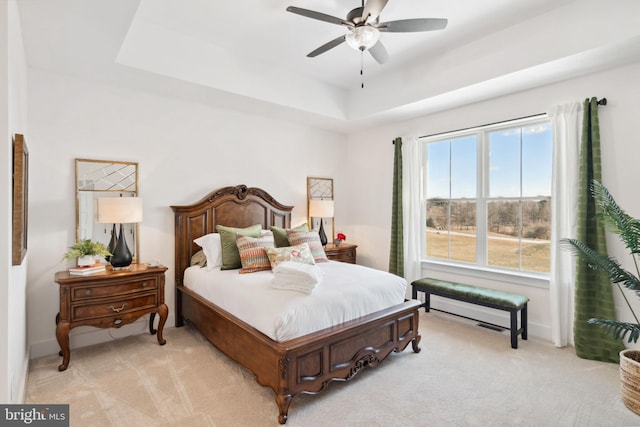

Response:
(193, 233), (222, 270)
(264, 243), (316, 268)
(190, 250), (208, 268)
(270, 223), (309, 248)
(286, 230), (329, 263)
(216, 224), (262, 270)
(236, 232), (275, 274)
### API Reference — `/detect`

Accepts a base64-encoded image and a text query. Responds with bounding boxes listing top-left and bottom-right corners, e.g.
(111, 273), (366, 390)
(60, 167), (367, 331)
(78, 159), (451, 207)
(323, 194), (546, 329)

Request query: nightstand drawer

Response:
(71, 278), (157, 301)
(329, 248), (356, 263)
(71, 293), (158, 321)
(324, 243), (357, 264)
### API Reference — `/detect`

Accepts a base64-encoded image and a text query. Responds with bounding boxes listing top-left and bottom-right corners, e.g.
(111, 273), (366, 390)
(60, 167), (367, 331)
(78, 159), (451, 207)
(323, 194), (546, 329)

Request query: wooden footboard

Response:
(179, 286), (421, 424)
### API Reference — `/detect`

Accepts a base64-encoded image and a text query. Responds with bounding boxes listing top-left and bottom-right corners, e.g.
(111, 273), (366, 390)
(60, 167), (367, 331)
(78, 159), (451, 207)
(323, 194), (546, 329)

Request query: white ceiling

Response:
(16, 0), (640, 133)
(126, 0), (566, 89)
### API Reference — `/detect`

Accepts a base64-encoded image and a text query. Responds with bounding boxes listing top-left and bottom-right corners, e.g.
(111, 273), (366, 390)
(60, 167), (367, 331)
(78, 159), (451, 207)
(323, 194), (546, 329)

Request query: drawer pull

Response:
(113, 319), (123, 326)
(85, 289), (92, 296)
(108, 303), (127, 313)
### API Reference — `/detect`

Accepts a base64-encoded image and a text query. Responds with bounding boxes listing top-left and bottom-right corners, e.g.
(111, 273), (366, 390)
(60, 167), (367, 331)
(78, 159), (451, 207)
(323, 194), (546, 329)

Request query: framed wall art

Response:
(12, 134), (29, 265)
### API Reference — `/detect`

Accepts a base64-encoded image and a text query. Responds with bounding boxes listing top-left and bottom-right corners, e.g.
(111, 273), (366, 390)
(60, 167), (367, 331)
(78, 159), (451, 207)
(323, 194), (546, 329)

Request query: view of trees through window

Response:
(424, 119), (552, 273)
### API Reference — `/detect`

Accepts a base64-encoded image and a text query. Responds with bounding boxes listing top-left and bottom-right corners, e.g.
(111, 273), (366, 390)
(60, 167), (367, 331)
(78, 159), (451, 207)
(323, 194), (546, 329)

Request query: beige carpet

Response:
(26, 312), (640, 426)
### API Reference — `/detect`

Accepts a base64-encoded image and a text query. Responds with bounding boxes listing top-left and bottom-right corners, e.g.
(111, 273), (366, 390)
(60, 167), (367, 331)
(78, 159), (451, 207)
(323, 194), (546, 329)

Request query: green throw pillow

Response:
(270, 223), (308, 247)
(216, 224), (262, 270)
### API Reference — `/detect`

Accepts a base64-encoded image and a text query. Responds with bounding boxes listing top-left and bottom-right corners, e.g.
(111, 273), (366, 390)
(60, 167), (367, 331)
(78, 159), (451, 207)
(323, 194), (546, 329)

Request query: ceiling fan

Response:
(286, 0), (448, 65)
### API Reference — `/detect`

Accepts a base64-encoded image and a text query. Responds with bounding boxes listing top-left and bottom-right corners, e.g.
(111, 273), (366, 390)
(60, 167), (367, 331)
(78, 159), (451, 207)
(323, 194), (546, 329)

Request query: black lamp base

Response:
(110, 223), (132, 269)
(106, 224), (117, 262)
(318, 220), (328, 246)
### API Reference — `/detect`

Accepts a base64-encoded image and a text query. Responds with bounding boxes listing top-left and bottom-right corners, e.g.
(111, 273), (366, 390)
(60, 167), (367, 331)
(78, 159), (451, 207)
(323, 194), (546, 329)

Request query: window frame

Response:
(420, 115), (552, 288)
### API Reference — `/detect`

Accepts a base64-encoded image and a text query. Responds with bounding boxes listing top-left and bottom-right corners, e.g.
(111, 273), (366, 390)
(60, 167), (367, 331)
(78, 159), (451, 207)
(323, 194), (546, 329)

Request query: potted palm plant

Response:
(64, 239), (112, 266)
(561, 180), (640, 415)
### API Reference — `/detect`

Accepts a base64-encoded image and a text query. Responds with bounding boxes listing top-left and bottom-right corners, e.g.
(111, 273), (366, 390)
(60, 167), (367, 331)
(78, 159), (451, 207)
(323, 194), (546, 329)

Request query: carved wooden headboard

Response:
(170, 185), (293, 287)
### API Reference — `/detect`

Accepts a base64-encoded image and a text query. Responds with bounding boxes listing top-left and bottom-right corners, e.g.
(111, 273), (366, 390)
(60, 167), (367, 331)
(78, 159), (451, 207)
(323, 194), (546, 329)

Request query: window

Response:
(423, 117), (552, 275)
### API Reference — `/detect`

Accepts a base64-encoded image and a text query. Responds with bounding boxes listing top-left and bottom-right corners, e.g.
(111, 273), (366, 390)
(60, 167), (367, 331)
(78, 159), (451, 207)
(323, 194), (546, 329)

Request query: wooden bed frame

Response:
(171, 185), (421, 424)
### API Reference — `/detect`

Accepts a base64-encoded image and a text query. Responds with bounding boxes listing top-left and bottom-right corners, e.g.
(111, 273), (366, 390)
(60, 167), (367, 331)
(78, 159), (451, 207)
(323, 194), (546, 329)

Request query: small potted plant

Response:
(561, 180), (640, 415)
(334, 232), (346, 246)
(63, 239), (112, 266)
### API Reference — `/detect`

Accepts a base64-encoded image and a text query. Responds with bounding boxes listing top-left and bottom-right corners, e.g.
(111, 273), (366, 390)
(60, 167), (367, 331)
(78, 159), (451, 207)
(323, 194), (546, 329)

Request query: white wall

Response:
(344, 61), (640, 341)
(1, 0), (29, 404)
(26, 68), (348, 358)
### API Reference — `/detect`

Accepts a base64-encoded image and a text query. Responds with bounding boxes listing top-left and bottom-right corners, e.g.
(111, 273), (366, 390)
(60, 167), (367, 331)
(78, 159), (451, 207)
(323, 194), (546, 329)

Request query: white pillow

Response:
(194, 233), (222, 270)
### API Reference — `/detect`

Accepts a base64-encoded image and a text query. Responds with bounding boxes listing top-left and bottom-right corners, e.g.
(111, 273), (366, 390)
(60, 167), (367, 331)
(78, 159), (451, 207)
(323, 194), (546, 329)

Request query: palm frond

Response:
(592, 180), (640, 254)
(560, 238), (640, 291)
(588, 318), (640, 343)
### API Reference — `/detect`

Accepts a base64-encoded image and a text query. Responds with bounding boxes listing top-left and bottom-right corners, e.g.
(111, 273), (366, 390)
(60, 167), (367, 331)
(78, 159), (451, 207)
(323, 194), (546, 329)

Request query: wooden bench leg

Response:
(510, 309), (518, 349)
(522, 303), (528, 341)
(509, 304), (528, 349)
(411, 287), (431, 313)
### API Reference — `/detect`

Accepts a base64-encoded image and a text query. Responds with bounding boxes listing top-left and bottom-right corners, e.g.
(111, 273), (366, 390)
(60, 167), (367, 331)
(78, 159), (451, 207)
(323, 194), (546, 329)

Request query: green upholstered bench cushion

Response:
(411, 278), (528, 309)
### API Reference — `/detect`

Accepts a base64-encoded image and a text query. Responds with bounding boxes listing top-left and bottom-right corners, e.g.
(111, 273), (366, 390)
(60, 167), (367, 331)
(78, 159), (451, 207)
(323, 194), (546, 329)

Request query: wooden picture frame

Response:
(75, 158), (140, 262)
(12, 134), (28, 265)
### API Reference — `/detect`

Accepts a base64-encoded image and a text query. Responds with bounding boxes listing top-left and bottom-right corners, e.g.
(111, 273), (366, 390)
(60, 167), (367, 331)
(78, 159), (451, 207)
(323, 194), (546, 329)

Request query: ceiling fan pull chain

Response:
(361, 50), (364, 88)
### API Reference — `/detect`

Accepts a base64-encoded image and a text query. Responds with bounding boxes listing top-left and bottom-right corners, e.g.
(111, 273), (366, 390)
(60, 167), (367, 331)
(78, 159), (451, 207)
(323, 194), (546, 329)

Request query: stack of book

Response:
(68, 263), (106, 276)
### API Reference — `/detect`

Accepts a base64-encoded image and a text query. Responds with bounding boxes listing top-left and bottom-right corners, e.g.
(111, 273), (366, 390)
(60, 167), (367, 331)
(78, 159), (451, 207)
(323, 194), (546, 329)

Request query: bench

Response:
(411, 278), (529, 349)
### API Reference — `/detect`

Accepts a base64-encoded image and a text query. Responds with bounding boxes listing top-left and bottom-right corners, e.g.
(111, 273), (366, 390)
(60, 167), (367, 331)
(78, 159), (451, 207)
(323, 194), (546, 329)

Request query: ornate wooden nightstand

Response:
(324, 243), (357, 264)
(54, 263), (168, 371)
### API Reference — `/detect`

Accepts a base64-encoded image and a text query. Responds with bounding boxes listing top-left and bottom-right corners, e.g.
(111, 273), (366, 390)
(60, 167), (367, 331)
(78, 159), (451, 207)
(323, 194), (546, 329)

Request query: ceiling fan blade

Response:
(368, 40), (389, 64)
(307, 35), (347, 57)
(362, 0), (389, 24)
(286, 6), (353, 27)
(378, 18), (448, 33)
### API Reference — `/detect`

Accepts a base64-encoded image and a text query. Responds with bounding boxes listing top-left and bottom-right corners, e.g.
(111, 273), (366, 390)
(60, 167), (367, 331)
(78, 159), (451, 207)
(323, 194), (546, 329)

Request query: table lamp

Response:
(309, 199), (334, 246)
(95, 196), (143, 269)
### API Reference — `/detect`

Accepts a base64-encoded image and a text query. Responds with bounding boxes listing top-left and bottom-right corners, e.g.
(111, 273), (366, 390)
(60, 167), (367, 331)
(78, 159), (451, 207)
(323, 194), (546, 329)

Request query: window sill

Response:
(420, 259), (549, 289)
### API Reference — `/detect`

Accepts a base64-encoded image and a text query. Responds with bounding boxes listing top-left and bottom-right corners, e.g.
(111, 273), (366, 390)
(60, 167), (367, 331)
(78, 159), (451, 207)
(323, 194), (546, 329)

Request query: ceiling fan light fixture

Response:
(345, 26), (380, 51)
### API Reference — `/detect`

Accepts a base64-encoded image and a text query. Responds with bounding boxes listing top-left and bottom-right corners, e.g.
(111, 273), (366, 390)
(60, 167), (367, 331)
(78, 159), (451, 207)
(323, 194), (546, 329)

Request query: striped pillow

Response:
(270, 223), (309, 247)
(236, 232), (275, 274)
(217, 224), (262, 270)
(286, 230), (329, 263)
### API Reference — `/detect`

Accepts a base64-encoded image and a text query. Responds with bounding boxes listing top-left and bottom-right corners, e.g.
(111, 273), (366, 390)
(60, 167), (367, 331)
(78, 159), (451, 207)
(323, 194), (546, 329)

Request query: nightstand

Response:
(54, 264), (168, 371)
(324, 243), (357, 264)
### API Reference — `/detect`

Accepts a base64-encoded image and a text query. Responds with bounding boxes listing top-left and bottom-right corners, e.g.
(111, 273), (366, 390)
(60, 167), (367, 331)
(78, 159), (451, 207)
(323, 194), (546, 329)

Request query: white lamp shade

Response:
(309, 199), (334, 218)
(95, 197), (143, 224)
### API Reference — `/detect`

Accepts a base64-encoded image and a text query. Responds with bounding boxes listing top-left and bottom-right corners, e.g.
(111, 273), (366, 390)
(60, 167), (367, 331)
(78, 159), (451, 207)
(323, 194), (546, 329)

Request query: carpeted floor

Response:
(26, 312), (640, 426)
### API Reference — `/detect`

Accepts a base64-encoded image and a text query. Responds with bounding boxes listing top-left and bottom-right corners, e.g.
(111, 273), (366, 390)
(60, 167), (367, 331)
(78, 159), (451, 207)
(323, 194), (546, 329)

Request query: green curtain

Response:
(389, 137), (404, 276)
(573, 97), (624, 363)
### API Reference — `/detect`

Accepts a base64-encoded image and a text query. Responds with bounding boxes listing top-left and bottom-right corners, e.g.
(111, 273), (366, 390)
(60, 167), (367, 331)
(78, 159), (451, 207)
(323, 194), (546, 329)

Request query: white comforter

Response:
(184, 261), (407, 342)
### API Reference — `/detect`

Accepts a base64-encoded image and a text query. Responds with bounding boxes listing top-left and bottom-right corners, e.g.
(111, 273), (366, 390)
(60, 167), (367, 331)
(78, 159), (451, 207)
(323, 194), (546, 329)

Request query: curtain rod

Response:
(417, 113), (547, 141)
(391, 97), (607, 144)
